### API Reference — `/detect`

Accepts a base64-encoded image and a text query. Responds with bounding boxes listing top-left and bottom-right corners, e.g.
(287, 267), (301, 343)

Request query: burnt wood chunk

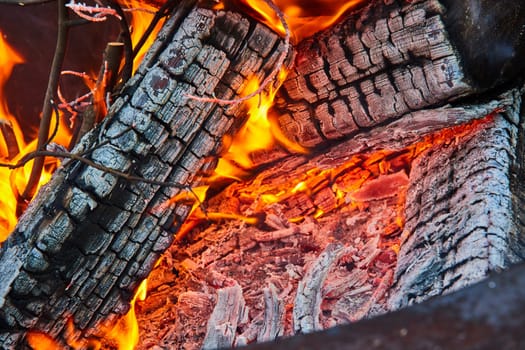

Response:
(389, 108), (525, 309)
(0, 1), (292, 347)
(275, 0), (525, 147)
(132, 89), (525, 348)
(244, 262), (525, 350)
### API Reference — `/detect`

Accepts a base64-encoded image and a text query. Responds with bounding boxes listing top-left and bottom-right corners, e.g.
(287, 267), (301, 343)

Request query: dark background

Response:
(0, 3), (119, 140)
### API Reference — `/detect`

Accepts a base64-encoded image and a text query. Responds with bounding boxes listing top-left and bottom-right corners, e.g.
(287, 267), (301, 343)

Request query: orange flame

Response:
(103, 278), (148, 350)
(0, 32), (25, 241)
(0, 32), (72, 243)
(27, 279), (148, 350)
(239, 0), (367, 42)
(213, 69), (307, 181)
(26, 332), (62, 350)
(118, 0), (166, 73)
(195, 115), (494, 229)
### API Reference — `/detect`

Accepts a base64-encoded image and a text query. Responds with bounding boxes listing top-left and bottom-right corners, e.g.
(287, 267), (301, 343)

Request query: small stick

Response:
(65, 0), (122, 22)
(21, 0), (68, 201)
(0, 120), (20, 160)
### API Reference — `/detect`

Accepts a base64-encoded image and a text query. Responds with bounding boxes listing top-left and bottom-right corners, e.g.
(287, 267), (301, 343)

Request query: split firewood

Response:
(275, 0), (525, 147)
(202, 283), (246, 350)
(293, 243), (345, 334)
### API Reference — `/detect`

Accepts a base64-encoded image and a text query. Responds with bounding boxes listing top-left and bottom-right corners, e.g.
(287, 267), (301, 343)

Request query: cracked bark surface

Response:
(0, 1), (292, 347)
(0, 0), (524, 348)
(274, 0), (525, 147)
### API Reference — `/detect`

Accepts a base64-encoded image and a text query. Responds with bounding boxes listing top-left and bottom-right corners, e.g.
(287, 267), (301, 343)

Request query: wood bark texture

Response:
(0, 1), (291, 347)
(274, 0), (525, 147)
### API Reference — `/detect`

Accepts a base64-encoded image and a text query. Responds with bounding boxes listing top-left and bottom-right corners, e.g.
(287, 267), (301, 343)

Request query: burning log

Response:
(275, 0), (525, 147)
(135, 91), (524, 348)
(0, 1), (293, 347)
(0, 0), (524, 348)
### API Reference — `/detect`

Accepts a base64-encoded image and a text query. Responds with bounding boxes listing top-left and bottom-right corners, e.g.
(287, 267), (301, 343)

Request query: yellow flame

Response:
(0, 32), (25, 241)
(240, 0), (367, 43)
(213, 69), (307, 180)
(104, 279), (148, 350)
(118, 0), (165, 73)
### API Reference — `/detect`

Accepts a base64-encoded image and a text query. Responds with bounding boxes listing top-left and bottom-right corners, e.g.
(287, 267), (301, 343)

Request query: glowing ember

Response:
(26, 332), (62, 350)
(239, 0), (367, 42)
(186, 115), (494, 232)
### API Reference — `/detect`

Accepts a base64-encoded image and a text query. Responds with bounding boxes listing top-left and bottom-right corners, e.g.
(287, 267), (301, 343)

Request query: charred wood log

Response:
(388, 94), (525, 309)
(0, 1), (292, 347)
(275, 0), (525, 147)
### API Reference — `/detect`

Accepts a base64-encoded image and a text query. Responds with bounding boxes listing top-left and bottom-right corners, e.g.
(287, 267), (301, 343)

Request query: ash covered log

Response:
(0, 1), (292, 347)
(134, 90), (525, 348)
(275, 0), (525, 147)
(245, 261), (525, 350)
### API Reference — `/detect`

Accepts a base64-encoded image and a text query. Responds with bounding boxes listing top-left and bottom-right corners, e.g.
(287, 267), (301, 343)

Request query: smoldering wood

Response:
(274, 0), (525, 148)
(202, 283), (246, 350)
(134, 88), (524, 348)
(293, 243), (345, 334)
(0, 1), (293, 347)
(388, 112), (525, 308)
(244, 261), (525, 350)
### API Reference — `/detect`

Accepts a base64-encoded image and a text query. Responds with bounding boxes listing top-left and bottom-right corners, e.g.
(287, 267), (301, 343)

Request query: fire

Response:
(0, 33), (72, 243)
(27, 279), (148, 350)
(238, 0), (367, 42)
(187, 115), (494, 234)
(213, 69), (307, 180)
(0, 32), (24, 241)
(118, 0), (166, 73)
(26, 332), (62, 350)
(103, 279), (148, 350)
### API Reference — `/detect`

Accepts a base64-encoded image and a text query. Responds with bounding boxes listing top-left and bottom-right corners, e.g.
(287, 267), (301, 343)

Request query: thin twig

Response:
(1, 149), (189, 190)
(44, 100), (61, 148)
(61, 70), (95, 82)
(65, 0), (122, 22)
(123, 7), (156, 15)
(21, 0), (68, 201)
(106, 0), (133, 82)
(0, 119), (20, 160)
(184, 0), (290, 105)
